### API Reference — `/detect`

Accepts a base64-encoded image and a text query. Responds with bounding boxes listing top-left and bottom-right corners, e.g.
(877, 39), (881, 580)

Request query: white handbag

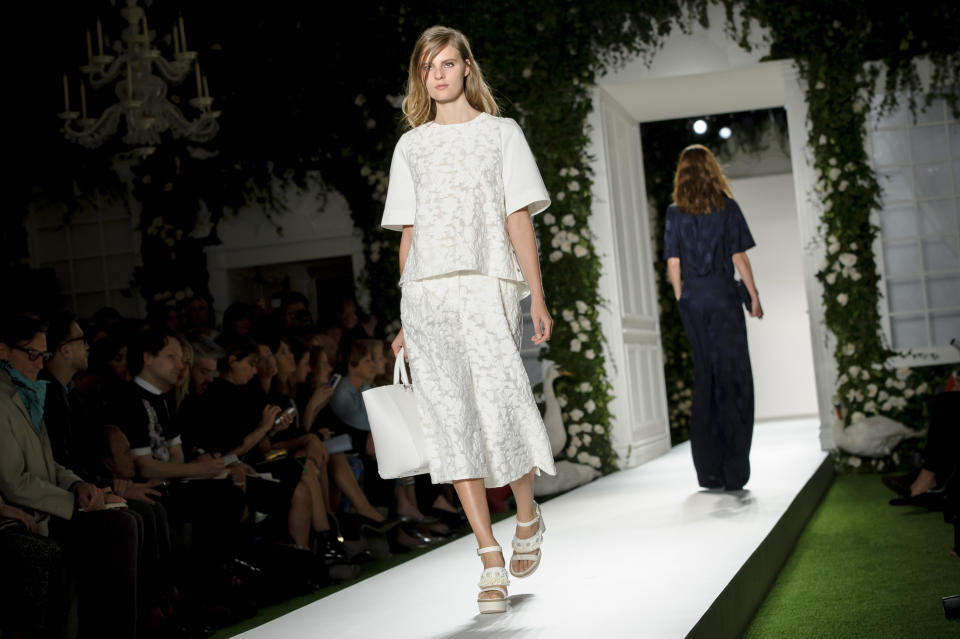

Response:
(361, 348), (429, 479)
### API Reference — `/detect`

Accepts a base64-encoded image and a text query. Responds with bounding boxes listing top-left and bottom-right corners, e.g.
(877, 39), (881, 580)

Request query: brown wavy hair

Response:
(401, 26), (499, 129)
(672, 144), (733, 215)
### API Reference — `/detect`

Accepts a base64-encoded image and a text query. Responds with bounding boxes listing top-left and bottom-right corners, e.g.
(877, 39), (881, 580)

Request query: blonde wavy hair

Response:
(672, 144), (733, 215)
(401, 26), (499, 129)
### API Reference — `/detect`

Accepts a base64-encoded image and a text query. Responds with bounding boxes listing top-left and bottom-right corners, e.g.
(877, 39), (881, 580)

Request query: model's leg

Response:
(508, 468), (539, 574)
(453, 478), (503, 601)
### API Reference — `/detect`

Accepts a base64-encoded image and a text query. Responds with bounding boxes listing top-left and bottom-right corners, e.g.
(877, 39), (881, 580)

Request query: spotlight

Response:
(692, 119), (708, 135)
(719, 127), (732, 139)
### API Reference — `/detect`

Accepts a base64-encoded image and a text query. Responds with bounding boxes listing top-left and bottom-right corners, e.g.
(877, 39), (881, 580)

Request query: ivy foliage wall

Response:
(12, 1), (960, 472)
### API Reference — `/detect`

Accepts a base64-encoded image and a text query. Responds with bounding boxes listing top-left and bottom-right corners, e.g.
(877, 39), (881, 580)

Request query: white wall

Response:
(729, 173), (819, 420)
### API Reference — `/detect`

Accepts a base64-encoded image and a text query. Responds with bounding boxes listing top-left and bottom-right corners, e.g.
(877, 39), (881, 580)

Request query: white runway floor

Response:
(238, 417), (826, 639)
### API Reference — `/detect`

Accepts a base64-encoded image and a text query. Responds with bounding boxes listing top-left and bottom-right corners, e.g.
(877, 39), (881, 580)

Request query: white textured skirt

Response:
(400, 271), (557, 488)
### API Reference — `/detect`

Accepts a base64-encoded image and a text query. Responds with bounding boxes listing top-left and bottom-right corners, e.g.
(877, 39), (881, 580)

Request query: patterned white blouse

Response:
(381, 112), (550, 298)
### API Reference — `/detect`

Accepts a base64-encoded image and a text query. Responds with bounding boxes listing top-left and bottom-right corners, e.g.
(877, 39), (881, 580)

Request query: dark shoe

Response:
(889, 490), (947, 510)
(882, 470), (919, 497)
(313, 530), (348, 565)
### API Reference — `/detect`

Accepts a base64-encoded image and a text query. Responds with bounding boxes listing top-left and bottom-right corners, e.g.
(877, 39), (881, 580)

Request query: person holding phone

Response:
(664, 144), (762, 492)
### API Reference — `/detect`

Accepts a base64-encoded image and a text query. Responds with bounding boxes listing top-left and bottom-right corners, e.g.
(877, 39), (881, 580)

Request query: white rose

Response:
(568, 181), (580, 192)
(568, 424), (581, 435)
(543, 213), (556, 225)
(849, 365), (862, 377)
(851, 411), (866, 423)
(844, 343), (855, 354)
(562, 309), (575, 322)
(864, 401), (877, 413)
(561, 241), (572, 252)
(571, 436), (582, 449)
(570, 408), (584, 421)
(867, 384), (877, 397)
(574, 245), (588, 258)
(577, 332), (588, 342)
(594, 424), (604, 434)
(895, 368), (910, 380)
(558, 396), (568, 408)
(569, 168), (580, 177)
(585, 400), (596, 413)
(837, 293), (849, 306)
(819, 134), (828, 145)
(562, 214), (576, 227)
(570, 321), (581, 332)
(580, 318), (591, 330)
(828, 242), (840, 254)
(836, 374), (848, 385)
(556, 191), (567, 201)
(559, 168), (569, 177)
(585, 349), (596, 360)
(577, 451), (590, 464)
(904, 388), (914, 398)
(576, 300), (588, 313)
(849, 270), (862, 281)
(566, 446), (576, 458)
(549, 251), (562, 262)
(826, 272), (837, 284)
(829, 157), (837, 166)
(838, 253), (857, 267)
(816, 81), (825, 90)
(522, 67), (532, 78)
(829, 167), (842, 181)
(570, 338), (582, 352)
(916, 383), (928, 394)
(589, 456), (602, 469)
(582, 435), (592, 446)
(878, 390), (888, 401)
(848, 456), (862, 468)
(579, 382), (593, 392)
(838, 180), (849, 192)
(861, 370), (869, 381)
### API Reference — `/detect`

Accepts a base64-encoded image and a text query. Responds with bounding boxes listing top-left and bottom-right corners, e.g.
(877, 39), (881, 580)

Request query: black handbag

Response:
(735, 280), (753, 313)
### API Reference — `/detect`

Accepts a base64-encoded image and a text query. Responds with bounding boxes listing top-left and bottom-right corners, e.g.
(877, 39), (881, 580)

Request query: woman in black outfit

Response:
(664, 145), (763, 491)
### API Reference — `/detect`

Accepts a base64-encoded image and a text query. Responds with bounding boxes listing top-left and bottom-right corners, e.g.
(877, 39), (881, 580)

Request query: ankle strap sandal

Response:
(510, 502), (545, 578)
(476, 545), (509, 614)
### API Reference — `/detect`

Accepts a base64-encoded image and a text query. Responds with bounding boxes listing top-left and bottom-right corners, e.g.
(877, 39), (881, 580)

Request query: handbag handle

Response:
(394, 348), (411, 386)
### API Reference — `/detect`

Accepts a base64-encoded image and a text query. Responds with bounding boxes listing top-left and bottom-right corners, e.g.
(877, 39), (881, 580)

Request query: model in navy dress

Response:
(664, 145), (763, 491)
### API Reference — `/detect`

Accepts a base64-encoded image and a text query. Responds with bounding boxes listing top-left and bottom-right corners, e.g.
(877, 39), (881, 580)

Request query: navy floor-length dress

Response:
(664, 197), (756, 490)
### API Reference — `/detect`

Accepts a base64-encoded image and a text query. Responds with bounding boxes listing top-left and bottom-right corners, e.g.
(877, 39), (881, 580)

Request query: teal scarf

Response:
(1, 360), (47, 434)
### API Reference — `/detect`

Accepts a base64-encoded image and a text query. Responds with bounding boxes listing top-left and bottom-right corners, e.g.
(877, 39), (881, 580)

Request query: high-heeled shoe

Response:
(510, 501), (545, 578)
(477, 545), (509, 614)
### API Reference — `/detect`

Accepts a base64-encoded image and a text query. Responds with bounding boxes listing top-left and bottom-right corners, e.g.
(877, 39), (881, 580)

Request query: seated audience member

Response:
(185, 338), (344, 563)
(78, 331), (132, 417)
(147, 302), (181, 335)
(189, 341), (221, 397)
(337, 296), (379, 342)
(180, 295), (219, 353)
(329, 340), (436, 548)
(0, 491), (66, 639)
(108, 328), (245, 596)
(86, 306), (122, 344)
(272, 338), (387, 528)
(98, 425), (182, 630)
(216, 302), (257, 349)
(0, 312), (142, 639)
(174, 336), (194, 411)
(39, 310), (97, 480)
(885, 372), (960, 508)
(275, 292), (313, 334)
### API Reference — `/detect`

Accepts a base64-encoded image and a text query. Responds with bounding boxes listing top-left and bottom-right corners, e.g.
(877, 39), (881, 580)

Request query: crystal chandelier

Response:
(58, 0), (219, 156)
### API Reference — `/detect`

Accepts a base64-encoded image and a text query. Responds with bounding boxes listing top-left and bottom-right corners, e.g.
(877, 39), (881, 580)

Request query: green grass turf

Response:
(744, 474), (959, 639)
(209, 510), (517, 638)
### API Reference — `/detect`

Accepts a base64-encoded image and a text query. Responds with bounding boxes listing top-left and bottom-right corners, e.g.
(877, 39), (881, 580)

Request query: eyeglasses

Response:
(60, 336), (88, 347)
(12, 345), (53, 362)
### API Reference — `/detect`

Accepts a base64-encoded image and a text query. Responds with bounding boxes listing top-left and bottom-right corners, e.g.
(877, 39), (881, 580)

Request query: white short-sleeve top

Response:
(381, 112), (550, 297)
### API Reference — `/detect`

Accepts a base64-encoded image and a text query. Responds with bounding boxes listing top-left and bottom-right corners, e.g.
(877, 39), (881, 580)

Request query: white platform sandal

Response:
(476, 545), (509, 614)
(510, 502), (545, 578)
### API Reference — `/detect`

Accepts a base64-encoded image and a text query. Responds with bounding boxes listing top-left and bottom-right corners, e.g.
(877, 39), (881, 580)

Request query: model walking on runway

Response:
(664, 144), (763, 491)
(382, 25), (557, 614)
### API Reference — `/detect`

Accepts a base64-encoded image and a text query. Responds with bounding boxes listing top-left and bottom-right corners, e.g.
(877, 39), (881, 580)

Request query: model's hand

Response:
(391, 328), (406, 358)
(530, 299), (553, 344)
(750, 295), (763, 319)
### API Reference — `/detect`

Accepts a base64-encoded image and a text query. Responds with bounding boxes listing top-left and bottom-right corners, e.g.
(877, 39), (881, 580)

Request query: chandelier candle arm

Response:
(60, 0), (218, 152)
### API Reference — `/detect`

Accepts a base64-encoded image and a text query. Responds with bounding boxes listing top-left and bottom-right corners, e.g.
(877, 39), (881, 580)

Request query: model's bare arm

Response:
(732, 251), (763, 318)
(667, 257), (682, 301)
(505, 209), (553, 344)
(399, 225), (413, 275)
(393, 225), (415, 356)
